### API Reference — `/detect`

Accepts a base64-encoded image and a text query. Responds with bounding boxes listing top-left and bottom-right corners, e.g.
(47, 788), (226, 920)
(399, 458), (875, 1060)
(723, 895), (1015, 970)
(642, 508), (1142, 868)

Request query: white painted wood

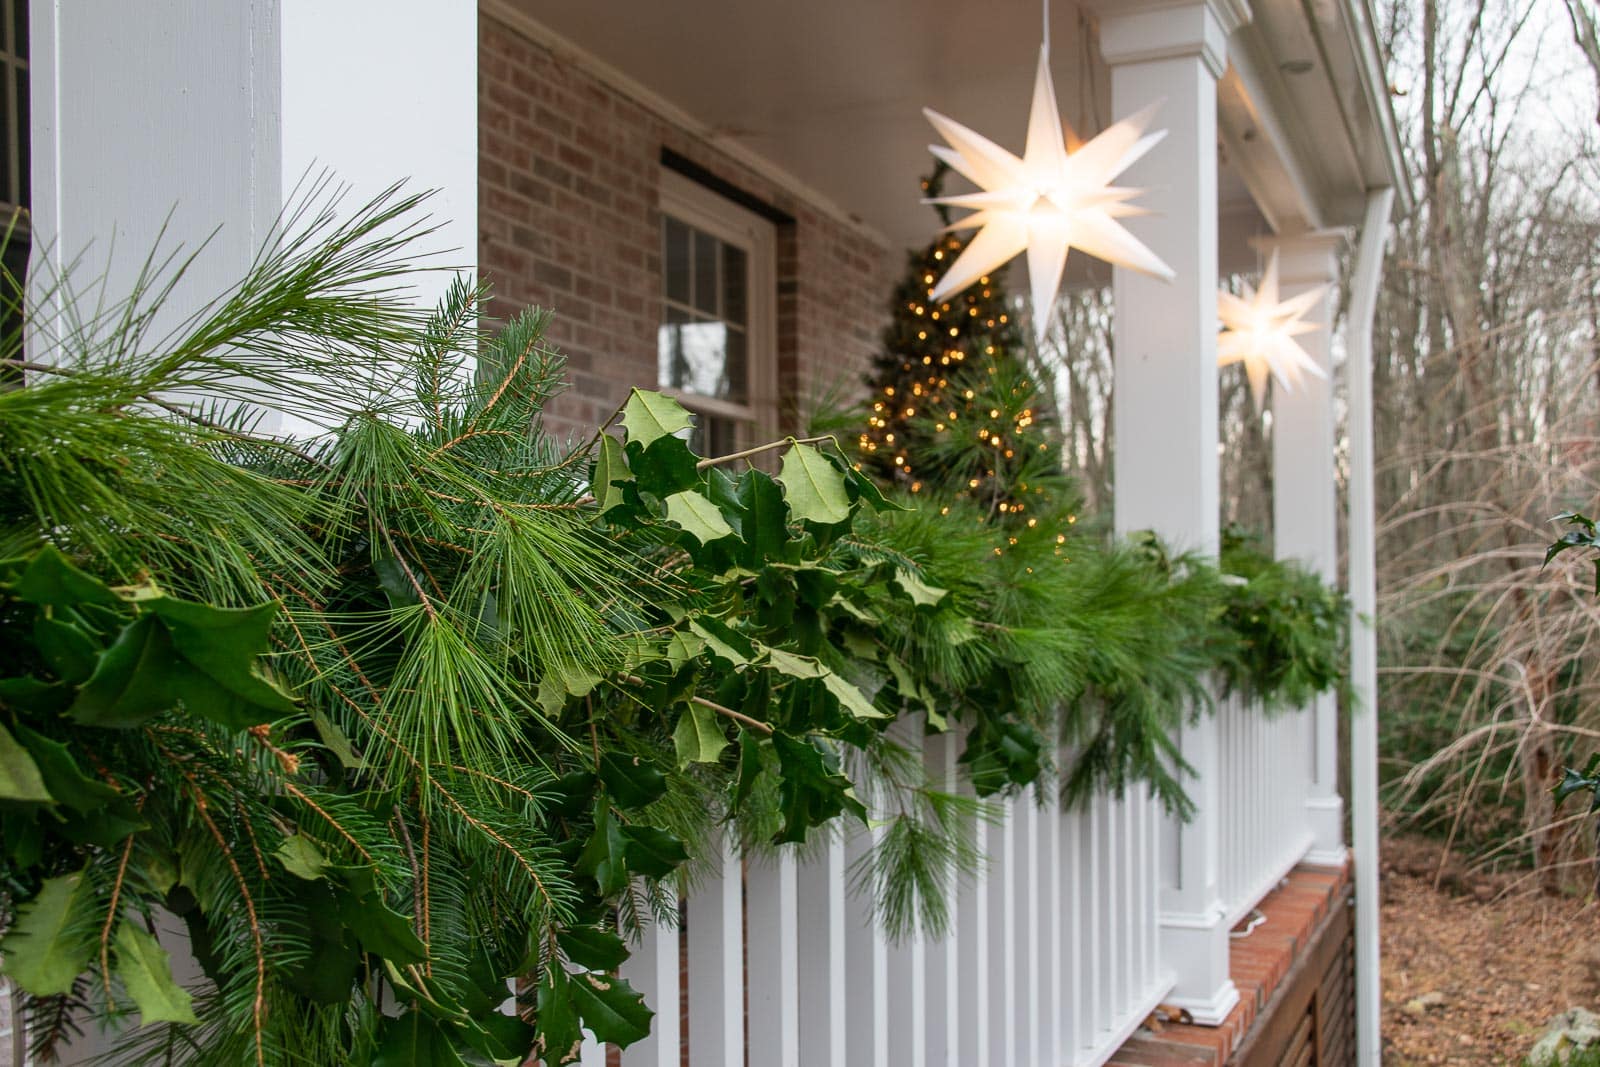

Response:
(1015, 794), (1039, 1067)
(686, 832), (742, 1067)
(30, 1), (477, 434)
(796, 833), (848, 1066)
(1041, 780), (1063, 1066)
(923, 731), (961, 1066)
(618, 891), (681, 1067)
(1098, 0), (1241, 1025)
(746, 849), (800, 1067)
(885, 723), (926, 1067)
(843, 822), (889, 1067)
(578, 1032), (606, 1066)
(1348, 187), (1398, 1067)
(955, 766), (990, 1067)
(987, 794), (1015, 1067)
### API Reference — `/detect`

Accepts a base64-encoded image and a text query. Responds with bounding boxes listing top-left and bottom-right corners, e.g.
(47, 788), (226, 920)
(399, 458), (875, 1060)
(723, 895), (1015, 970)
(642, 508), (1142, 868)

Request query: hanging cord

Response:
(1042, 0), (1051, 53)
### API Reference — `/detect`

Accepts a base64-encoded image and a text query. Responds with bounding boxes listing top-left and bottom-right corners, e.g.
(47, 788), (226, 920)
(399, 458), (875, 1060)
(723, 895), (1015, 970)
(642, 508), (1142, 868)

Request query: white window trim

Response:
(658, 168), (778, 447)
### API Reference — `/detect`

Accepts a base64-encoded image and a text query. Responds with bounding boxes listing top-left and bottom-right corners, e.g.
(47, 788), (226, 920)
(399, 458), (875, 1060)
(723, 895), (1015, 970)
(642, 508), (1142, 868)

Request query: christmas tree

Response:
(860, 166), (1074, 523)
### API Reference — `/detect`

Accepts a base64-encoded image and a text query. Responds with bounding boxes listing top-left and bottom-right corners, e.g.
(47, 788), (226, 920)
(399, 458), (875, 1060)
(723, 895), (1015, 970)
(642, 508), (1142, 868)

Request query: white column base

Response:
(1158, 912), (1239, 1026)
(1303, 796), (1348, 868)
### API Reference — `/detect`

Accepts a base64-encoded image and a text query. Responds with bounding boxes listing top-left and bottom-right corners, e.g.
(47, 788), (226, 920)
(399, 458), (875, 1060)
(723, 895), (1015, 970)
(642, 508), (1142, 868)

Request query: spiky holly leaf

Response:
(620, 389), (692, 448)
(0, 722), (51, 803)
(0, 870), (95, 995)
(672, 703), (729, 768)
(569, 970), (653, 1049)
(593, 433), (633, 516)
(777, 443), (851, 525)
(114, 922), (199, 1025)
(663, 491), (736, 545)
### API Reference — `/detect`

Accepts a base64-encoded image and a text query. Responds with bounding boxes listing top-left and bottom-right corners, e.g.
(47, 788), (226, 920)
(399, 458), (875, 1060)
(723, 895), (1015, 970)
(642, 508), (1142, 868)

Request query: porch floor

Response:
(1108, 858), (1355, 1067)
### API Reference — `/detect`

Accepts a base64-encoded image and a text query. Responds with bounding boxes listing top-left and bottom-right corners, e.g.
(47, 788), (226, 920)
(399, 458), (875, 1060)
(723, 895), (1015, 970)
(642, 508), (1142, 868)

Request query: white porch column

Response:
(1097, 0), (1247, 1027)
(1264, 231), (1349, 867)
(29, 1), (477, 431)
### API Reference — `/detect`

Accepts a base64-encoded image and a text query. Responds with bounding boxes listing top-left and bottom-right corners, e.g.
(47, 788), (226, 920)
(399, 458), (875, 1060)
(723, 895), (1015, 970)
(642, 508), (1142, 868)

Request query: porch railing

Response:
(1215, 693), (1316, 929)
(590, 728), (1173, 1067)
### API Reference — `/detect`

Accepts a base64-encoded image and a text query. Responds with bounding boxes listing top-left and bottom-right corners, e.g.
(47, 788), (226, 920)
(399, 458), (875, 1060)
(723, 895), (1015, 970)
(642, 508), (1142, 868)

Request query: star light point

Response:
(922, 45), (1174, 343)
(1217, 251), (1330, 409)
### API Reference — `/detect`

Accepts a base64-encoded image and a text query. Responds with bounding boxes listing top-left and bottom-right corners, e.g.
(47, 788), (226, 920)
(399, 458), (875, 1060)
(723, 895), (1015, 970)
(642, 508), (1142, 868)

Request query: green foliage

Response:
(0, 187), (1351, 1065)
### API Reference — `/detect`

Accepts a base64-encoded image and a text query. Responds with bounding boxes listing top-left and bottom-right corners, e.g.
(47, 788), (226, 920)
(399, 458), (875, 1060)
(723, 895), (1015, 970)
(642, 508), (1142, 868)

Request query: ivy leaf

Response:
(617, 825), (689, 877)
(820, 669), (888, 720)
(7, 545), (121, 608)
(890, 566), (948, 608)
(596, 751), (668, 810)
(114, 922), (199, 1025)
(593, 433), (633, 516)
(275, 834), (330, 881)
(0, 722), (52, 803)
(672, 703), (729, 768)
(777, 443), (851, 525)
(620, 389), (693, 448)
(663, 491), (736, 545)
(0, 869), (96, 995)
(534, 966), (584, 1066)
(557, 926), (629, 972)
(569, 970), (653, 1048)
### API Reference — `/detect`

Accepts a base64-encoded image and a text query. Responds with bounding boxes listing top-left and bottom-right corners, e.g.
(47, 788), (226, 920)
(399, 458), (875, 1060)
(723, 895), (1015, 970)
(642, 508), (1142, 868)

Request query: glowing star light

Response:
(922, 45), (1174, 343)
(1217, 250), (1329, 409)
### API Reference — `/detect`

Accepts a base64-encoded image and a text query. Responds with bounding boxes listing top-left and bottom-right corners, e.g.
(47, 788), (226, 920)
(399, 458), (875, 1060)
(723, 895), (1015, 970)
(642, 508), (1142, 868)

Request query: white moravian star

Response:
(1217, 250), (1329, 409)
(922, 44), (1174, 343)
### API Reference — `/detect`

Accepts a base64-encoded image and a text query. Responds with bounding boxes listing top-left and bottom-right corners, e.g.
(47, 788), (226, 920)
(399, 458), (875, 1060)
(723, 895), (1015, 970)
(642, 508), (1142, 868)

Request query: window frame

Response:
(657, 168), (777, 450)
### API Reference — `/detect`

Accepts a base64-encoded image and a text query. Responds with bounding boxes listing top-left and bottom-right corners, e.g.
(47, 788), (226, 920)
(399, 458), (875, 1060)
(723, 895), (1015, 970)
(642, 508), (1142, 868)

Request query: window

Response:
(657, 170), (775, 457)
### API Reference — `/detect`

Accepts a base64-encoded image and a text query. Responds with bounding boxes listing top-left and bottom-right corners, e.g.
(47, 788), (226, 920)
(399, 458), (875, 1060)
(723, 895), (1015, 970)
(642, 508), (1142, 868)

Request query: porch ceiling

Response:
(493, 0), (1402, 255)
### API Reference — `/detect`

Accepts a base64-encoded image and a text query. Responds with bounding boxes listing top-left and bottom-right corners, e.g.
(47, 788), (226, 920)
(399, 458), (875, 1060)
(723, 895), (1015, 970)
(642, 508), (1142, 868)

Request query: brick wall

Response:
(479, 13), (893, 441)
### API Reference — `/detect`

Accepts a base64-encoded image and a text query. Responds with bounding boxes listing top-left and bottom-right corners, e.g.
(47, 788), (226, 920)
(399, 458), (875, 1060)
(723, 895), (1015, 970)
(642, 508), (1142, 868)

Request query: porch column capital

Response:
(1092, 0), (1252, 79)
(1252, 229), (1347, 286)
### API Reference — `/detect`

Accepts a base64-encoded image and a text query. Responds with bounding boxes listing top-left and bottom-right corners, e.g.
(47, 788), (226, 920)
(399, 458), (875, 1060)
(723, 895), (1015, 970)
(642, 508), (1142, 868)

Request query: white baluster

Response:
(746, 848), (799, 1067)
(924, 731), (960, 1066)
(619, 889), (680, 1067)
(797, 833), (847, 1065)
(686, 831), (741, 1067)
(844, 822), (889, 1067)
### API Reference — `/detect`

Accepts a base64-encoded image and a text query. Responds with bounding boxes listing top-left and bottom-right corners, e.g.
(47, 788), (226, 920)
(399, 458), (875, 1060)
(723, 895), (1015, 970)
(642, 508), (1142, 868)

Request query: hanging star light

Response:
(1217, 250), (1329, 409)
(921, 44), (1174, 344)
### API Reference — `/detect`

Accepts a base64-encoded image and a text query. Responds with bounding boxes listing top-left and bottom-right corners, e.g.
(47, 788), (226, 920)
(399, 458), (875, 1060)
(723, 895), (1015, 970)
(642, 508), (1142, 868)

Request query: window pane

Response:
(723, 326), (747, 404)
(692, 229), (718, 315)
(15, 65), (26, 208)
(658, 315), (730, 398)
(12, 0), (24, 60)
(663, 215), (690, 306)
(722, 244), (747, 328)
(657, 304), (691, 389)
(691, 414), (739, 458)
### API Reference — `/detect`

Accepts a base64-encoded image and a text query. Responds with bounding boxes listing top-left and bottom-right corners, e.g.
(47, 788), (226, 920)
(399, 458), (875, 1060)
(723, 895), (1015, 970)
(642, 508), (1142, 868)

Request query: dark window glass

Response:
(692, 230), (718, 316)
(663, 216), (690, 307)
(722, 244), (747, 327)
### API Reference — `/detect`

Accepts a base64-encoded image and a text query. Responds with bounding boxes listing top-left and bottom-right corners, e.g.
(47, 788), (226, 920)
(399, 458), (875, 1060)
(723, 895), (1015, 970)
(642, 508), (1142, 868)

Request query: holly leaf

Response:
(762, 646), (825, 679)
(275, 834), (329, 881)
(32, 615), (102, 684)
(890, 566), (948, 608)
(770, 733), (866, 844)
(593, 434), (633, 516)
(688, 618), (754, 667)
(7, 545), (121, 608)
(663, 491), (736, 545)
(736, 470), (791, 562)
(617, 825), (689, 877)
(596, 751), (668, 810)
(336, 885), (426, 965)
(558, 926), (629, 972)
(820, 669), (887, 720)
(777, 443), (851, 525)
(672, 703), (729, 768)
(140, 597), (297, 717)
(0, 869), (96, 995)
(621, 389), (693, 448)
(576, 803), (629, 895)
(0, 722), (52, 804)
(114, 922), (199, 1025)
(534, 966), (584, 1066)
(373, 1011), (474, 1067)
(569, 970), (653, 1048)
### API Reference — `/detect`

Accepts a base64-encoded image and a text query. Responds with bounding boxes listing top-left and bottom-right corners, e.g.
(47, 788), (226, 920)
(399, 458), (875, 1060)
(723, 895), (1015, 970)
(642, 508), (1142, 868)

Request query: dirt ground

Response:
(1382, 836), (1600, 1065)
